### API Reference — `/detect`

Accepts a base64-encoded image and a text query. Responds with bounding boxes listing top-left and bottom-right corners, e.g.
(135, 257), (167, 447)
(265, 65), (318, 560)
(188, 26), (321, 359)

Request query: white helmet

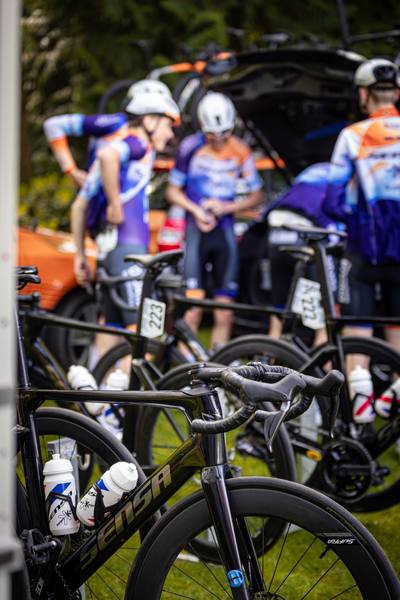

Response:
(126, 79), (172, 99)
(354, 58), (399, 87)
(125, 90), (180, 125)
(197, 92), (235, 136)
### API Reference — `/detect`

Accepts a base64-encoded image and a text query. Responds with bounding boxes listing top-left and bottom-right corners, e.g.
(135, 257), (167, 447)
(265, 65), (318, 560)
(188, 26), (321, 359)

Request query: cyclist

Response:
(323, 58), (400, 421)
(44, 81), (180, 331)
(165, 91), (263, 350)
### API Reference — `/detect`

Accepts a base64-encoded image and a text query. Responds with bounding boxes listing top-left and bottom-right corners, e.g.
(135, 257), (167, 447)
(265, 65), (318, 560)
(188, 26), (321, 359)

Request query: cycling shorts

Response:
(97, 243), (147, 327)
(339, 252), (400, 318)
(184, 226), (238, 298)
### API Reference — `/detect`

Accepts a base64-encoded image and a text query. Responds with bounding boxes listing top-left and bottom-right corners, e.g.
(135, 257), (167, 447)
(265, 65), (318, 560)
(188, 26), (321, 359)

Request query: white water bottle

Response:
(103, 369), (129, 427)
(67, 364), (108, 416)
(76, 462), (138, 527)
(43, 454), (80, 535)
(348, 365), (375, 424)
(375, 377), (400, 418)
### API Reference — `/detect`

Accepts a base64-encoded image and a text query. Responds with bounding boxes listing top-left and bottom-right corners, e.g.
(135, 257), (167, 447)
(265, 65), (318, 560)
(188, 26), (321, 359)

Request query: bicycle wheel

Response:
(92, 338), (188, 387)
(16, 407), (155, 600)
(126, 477), (400, 600)
(136, 362), (297, 561)
(213, 334), (330, 485)
(331, 336), (400, 512)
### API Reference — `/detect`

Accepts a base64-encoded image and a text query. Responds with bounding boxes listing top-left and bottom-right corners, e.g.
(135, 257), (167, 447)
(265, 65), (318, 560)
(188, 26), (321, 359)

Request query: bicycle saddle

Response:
(282, 223), (347, 242)
(124, 249), (183, 270)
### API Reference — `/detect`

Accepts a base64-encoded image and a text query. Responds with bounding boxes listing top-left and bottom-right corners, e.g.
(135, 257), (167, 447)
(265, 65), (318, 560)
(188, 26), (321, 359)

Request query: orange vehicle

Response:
(17, 210), (166, 368)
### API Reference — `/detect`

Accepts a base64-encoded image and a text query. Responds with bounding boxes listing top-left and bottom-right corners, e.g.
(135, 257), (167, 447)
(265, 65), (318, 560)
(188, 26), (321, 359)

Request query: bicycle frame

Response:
(18, 382), (260, 600)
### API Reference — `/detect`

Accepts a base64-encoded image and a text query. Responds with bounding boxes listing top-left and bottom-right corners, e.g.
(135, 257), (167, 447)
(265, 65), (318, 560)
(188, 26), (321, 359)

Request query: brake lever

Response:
(327, 393), (340, 438)
(261, 400), (291, 453)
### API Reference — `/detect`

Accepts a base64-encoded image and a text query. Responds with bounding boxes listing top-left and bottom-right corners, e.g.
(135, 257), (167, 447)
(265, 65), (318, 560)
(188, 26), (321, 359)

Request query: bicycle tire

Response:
(136, 361), (296, 560)
(13, 478), (31, 600)
(92, 338), (188, 387)
(126, 476), (400, 600)
(16, 407), (156, 600)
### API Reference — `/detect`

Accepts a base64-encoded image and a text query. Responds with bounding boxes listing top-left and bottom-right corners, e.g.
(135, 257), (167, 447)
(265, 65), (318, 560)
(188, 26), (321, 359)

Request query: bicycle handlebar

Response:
(189, 364), (344, 445)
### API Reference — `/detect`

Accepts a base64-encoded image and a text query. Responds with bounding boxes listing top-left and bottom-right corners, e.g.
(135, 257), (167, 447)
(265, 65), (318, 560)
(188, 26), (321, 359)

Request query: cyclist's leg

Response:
(339, 253), (376, 370)
(209, 226), (238, 349)
(381, 261), (400, 354)
(125, 477), (400, 600)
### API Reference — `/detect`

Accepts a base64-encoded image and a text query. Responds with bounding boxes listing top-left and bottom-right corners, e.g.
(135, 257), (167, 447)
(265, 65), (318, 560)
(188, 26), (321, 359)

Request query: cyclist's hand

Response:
(203, 198), (227, 218)
(68, 168), (88, 189)
(194, 206), (216, 232)
(74, 255), (92, 288)
(106, 203), (124, 226)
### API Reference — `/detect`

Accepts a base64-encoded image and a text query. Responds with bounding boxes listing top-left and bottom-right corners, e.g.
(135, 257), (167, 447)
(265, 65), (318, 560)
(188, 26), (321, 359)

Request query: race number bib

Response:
(141, 298), (166, 338)
(291, 278), (325, 330)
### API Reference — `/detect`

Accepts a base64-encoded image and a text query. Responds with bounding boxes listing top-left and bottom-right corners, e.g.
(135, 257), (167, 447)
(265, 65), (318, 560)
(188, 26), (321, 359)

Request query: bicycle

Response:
(207, 224), (400, 513)
(15, 268), (400, 599)
(18, 257), (297, 499)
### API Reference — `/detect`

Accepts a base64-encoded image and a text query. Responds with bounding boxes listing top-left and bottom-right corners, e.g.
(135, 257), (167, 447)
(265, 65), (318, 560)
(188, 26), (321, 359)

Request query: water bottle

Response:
(43, 453), (80, 535)
(67, 364), (108, 416)
(76, 462), (138, 527)
(348, 365), (375, 424)
(375, 377), (400, 418)
(103, 369), (129, 428)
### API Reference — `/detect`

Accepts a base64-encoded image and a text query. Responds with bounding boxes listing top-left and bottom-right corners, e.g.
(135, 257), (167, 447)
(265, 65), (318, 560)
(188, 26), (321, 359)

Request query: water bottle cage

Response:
(92, 482), (131, 529)
(46, 490), (78, 525)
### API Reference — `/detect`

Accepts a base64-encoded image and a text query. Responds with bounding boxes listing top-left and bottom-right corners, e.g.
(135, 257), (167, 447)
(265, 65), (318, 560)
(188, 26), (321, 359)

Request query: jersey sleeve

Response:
(323, 129), (357, 224)
(239, 154), (263, 192)
(43, 114), (85, 174)
(169, 134), (204, 188)
(108, 134), (149, 165)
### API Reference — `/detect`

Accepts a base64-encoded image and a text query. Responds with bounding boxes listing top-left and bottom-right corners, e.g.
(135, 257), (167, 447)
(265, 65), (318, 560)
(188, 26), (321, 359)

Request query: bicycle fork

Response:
(202, 464), (266, 600)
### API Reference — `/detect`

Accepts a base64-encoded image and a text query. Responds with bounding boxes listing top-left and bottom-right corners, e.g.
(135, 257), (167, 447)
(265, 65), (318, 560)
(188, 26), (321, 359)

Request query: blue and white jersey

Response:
(169, 133), (262, 230)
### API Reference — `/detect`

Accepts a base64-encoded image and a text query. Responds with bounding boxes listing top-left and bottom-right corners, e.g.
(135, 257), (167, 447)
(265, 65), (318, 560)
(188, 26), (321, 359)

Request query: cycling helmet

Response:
(126, 79), (172, 99)
(125, 92), (181, 125)
(354, 58), (399, 87)
(197, 92), (235, 137)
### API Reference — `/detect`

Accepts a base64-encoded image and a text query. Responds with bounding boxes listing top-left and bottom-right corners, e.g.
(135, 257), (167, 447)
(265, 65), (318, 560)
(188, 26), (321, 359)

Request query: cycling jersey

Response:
(80, 131), (154, 247)
(323, 107), (400, 264)
(44, 113), (153, 247)
(169, 133), (262, 230)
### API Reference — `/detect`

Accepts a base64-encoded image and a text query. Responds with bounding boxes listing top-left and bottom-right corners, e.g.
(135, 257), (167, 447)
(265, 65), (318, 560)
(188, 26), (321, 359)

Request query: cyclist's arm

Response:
(97, 145), (124, 226)
(323, 129), (357, 224)
(43, 114), (88, 189)
(203, 188), (263, 217)
(70, 194), (91, 286)
(165, 183), (215, 231)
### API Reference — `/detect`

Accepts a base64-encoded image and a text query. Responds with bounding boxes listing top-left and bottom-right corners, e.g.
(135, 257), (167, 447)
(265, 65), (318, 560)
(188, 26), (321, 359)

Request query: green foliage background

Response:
(20, 0), (400, 230)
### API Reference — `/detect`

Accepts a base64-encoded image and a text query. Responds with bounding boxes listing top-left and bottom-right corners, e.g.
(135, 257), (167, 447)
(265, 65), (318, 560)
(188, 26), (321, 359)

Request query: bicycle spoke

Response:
(274, 535), (317, 594)
(167, 562), (229, 600)
(299, 558), (340, 600)
(267, 522), (292, 594)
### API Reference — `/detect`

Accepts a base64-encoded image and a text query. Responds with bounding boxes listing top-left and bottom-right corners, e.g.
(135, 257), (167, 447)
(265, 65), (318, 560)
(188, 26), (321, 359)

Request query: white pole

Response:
(0, 0), (24, 597)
